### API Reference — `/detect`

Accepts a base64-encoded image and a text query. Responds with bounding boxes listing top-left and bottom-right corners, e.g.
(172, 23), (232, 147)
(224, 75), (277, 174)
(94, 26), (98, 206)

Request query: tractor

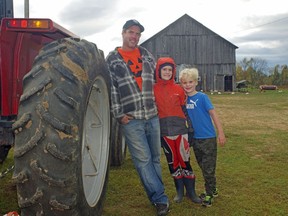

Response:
(0, 0), (125, 215)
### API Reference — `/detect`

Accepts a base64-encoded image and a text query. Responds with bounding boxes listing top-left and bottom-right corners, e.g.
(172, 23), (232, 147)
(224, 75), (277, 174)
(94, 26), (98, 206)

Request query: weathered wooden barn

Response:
(140, 14), (238, 92)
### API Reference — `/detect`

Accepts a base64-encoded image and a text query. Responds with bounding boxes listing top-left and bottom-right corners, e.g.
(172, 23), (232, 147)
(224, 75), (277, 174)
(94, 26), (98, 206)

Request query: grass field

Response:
(1, 89), (288, 215)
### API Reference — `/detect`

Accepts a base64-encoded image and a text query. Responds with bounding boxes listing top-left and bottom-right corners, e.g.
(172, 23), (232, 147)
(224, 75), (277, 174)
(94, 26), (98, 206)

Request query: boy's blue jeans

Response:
(122, 116), (169, 205)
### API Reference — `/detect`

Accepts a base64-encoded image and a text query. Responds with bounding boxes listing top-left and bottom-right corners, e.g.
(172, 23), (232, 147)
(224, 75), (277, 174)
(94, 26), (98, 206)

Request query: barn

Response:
(140, 14), (238, 92)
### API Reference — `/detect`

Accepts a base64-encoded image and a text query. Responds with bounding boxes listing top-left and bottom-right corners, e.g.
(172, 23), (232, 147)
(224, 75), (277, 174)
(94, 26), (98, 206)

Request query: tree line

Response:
(236, 57), (288, 88)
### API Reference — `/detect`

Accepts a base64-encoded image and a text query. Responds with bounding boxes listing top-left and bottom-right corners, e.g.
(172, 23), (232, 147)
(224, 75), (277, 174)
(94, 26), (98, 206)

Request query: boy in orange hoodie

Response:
(154, 57), (201, 204)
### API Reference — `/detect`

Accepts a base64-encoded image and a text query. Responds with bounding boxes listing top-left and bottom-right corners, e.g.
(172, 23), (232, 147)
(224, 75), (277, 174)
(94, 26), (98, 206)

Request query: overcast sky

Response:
(13, 0), (288, 67)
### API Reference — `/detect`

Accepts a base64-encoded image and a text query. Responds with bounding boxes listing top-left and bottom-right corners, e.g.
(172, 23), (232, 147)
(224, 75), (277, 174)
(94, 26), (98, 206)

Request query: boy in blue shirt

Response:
(179, 68), (226, 207)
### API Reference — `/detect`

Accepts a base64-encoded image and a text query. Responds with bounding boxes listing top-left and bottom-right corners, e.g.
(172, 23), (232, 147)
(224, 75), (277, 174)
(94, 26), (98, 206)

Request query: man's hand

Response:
(120, 114), (134, 124)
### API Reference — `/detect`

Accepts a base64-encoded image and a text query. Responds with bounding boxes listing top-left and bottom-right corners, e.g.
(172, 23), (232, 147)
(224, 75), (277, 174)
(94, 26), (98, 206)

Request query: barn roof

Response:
(141, 14), (238, 49)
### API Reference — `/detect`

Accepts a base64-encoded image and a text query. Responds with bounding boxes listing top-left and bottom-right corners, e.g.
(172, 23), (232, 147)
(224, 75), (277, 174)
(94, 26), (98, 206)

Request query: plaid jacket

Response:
(106, 46), (158, 122)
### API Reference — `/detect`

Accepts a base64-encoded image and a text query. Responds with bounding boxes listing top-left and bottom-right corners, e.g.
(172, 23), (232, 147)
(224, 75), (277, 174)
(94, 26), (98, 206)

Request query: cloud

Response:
(56, 0), (119, 36)
(231, 13), (288, 66)
(12, 0), (288, 67)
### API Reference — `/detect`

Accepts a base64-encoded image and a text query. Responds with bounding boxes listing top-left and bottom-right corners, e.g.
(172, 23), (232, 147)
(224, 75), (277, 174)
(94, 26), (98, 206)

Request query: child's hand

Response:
(218, 133), (226, 147)
(188, 132), (194, 147)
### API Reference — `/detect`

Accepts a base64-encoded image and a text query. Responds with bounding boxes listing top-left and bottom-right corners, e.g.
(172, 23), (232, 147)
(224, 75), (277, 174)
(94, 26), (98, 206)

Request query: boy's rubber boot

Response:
(173, 177), (184, 203)
(183, 177), (202, 204)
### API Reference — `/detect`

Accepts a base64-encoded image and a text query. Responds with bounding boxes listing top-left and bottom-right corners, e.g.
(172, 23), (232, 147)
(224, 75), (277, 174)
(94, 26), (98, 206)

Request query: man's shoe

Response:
(155, 203), (169, 216)
(202, 195), (212, 207)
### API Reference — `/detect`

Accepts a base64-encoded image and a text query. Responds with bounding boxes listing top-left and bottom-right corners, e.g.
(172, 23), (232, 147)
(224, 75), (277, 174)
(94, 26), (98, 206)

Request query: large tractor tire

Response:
(110, 117), (126, 166)
(12, 38), (111, 216)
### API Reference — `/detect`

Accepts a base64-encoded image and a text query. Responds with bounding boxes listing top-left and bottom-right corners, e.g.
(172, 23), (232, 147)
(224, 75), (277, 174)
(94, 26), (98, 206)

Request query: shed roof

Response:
(141, 14), (238, 49)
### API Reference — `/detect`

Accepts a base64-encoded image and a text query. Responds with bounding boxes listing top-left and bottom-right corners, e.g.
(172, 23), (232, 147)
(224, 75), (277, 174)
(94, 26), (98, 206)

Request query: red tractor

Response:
(0, 0), (125, 215)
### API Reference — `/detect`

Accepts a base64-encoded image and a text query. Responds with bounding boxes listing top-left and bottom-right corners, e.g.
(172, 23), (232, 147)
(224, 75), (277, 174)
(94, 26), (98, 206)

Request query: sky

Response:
(13, 0), (288, 67)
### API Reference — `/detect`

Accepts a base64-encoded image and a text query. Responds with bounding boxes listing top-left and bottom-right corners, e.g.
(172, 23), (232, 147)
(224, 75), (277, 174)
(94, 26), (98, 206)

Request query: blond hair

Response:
(179, 68), (199, 82)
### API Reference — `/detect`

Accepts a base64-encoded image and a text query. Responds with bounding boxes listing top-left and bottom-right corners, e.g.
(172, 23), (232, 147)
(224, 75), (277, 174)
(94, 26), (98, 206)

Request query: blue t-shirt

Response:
(186, 92), (216, 139)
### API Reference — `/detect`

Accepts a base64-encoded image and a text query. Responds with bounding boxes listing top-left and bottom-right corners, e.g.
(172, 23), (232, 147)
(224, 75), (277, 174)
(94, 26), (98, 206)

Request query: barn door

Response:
(224, 76), (233, 91)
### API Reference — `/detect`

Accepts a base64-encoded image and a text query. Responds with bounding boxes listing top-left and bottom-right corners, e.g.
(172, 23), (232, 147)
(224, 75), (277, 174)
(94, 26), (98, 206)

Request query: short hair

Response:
(179, 68), (199, 82)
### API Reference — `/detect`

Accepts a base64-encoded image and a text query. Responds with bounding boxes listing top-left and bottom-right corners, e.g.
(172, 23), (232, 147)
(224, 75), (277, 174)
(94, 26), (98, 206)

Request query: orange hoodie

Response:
(154, 57), (188, 136)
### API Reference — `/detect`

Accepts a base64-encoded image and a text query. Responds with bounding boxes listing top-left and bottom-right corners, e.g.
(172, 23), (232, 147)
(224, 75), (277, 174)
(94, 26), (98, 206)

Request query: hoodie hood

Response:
(155, 57), (176, 84)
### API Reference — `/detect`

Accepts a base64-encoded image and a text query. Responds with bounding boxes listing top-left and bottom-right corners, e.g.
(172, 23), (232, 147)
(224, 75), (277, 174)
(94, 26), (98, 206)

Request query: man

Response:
(106, 19), (169, 216)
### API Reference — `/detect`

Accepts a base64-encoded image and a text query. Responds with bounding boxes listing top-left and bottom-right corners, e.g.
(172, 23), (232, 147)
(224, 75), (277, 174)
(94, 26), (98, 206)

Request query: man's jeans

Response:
(122, 116), (168, 204)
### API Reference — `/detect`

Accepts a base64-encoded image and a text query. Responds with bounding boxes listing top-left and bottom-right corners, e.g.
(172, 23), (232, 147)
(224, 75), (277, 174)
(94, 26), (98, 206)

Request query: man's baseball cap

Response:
(123, 19), (144, 32)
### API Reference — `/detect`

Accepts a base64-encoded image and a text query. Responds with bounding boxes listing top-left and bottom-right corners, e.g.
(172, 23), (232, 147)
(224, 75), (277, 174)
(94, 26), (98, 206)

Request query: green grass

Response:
(103, 89), (288, 216)
(0, 151), (19, 215)
(1, 89), (288, 215)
